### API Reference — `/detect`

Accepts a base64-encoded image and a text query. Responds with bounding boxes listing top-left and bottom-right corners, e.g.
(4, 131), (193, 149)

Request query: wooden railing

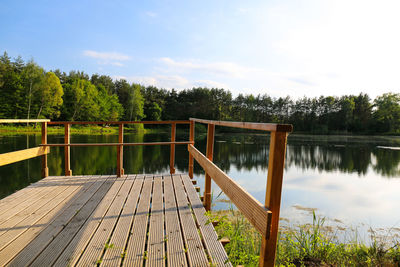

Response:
(0, 120), (51, 176)
(41, 121), (193, 177)
(188, 118), (293, 267)
(1, 118), (292, 266)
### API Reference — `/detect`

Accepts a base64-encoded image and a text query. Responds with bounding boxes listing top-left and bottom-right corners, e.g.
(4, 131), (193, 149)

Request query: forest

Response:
(1, 52), (399, 134)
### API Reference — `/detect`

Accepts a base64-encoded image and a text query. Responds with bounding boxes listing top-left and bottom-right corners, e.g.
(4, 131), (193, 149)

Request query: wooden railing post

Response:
(170, 123), (176, 174)
(41, 122), (48, 178)
(259, 132), (288, 267)
(64, 123), (72, 176)
(188, 121), (195, 178)
(117, 123), (124, 177)
(204, 123), (215, 211)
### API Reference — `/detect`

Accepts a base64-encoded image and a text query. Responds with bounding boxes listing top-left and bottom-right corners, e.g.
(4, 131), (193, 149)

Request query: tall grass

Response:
(207, 209), (400, 266)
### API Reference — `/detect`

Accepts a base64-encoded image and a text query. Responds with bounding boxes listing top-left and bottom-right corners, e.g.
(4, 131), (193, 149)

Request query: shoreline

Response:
(0, 125), (399, 138)
(0, 125), (166, 135)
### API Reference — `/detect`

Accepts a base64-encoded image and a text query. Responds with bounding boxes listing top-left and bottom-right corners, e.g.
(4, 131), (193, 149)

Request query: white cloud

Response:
(83, 50), (131, 67)
(159, 57), (260, 78)
(112, 74), (229, 90)
(83, 50), (131, 61)
(145, 11), (157, 18)
(156, 57), (341, 97)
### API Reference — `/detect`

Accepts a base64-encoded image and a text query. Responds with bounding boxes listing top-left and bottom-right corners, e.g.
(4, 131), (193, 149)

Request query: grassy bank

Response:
(0, 124), (156, 135)
(208, 210), (400, 266)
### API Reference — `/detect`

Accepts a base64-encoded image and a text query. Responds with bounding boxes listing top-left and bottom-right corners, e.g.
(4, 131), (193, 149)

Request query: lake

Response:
(1, 131), (400, 238)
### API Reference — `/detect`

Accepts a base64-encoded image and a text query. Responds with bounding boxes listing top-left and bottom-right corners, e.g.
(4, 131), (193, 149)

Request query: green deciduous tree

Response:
(35, 72), (63, 119)
(22, 60), (44, 122)
(115, 80), (144, 121)
(373, 93), (400, 133)
(62, 78), (99, 121)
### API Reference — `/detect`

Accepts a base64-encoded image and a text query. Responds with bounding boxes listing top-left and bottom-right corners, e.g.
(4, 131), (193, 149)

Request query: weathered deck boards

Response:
(0, 174), (231, 266)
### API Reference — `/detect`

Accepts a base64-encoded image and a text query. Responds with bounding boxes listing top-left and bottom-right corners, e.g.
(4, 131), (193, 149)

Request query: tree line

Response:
(1, 52), (399, 134)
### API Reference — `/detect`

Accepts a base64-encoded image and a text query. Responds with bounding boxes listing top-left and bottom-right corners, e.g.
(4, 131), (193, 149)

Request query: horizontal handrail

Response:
(189, 144), (272, 237)
(41, 141), (194, 147)
(190, 118), (293, 132)
(47, 120), (190, 125)
(41, 120), (192, 177)
(0, 147), (50, 166)
(0, 119), (50, 123)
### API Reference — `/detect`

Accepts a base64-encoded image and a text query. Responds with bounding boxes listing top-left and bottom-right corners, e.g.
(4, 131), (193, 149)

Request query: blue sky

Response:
(1, 0), (399, 98)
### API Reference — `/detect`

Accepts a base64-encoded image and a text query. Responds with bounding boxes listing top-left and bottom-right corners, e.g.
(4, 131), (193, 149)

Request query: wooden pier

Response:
(0, 118), (292, 266)
(0, 174), (229, 266)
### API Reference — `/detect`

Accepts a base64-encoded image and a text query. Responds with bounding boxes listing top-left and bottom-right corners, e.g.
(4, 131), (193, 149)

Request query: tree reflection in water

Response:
(0, 132), (399, 199)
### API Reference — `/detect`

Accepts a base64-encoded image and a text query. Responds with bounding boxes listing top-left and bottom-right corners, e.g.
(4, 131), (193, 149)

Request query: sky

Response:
(1, 0), (399, 99)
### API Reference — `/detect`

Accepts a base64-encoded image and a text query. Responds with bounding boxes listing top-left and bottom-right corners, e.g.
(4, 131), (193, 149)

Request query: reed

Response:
(208, 209), (400, 266)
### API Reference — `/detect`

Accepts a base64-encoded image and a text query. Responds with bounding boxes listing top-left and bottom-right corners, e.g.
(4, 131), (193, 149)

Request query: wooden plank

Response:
(4, 176), (108, 266)
(52, 175), (126, 267)
(163, 175), (187, 267)
(189, 118), (293, 133)
(0, 146), (49, 167)
(172, 174), (208, 266)
(0, 184), (61, 229)
(42, 141), (194, 147)
(181, 174), (231, 266)
(0, 176), (73, 210)
(0, 175), (85, 221)
(204, 123), (215, 211)
(0, 176), (82, 230)
(0, 183), (52, 218)
(259, 132), (288, 267)
(0, 179), (83, 251)
(188, 145), (272, 237)
(0, 119), (50, 123)
(0, 176), (92, 211)
(16, 176), (113, 267)
(100, 175), (144, 266)
(47, 120), (190, 125)
(0, 176), (104, 223)
(75, 175), (135, 266)
(123, 175), (153, 267)
(146, 176), (165, 267)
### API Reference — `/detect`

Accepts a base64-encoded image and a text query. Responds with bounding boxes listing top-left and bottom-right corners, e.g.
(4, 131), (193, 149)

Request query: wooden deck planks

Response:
(0, 177), (85, 252)
(0, 180), (51, 215)
(29, 176), (116, 267)
(0, 176), (87, 212)
(164, 175), (187, 267)
(100, 175), (144, 266)
(0, 176), (75, 223)
(9, 175), (110, 267)
(0, 174), (231, 267)
(3, 176), (99, 265)
(181, 174), (232, 267)
(146, 175), (165, 267)
(75, 175), (136, 266)
(172, 174), (209, 266)
(123, 175), (153, 267)
(52, 176), (126, 266)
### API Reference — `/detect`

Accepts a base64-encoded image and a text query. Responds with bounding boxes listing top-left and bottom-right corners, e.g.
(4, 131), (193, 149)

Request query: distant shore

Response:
(0, 124), (151, 135)
(1, 124), (400, 137)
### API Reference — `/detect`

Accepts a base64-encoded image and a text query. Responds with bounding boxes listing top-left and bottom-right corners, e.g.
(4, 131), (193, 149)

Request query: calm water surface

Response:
(1, 131), (399, 235)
